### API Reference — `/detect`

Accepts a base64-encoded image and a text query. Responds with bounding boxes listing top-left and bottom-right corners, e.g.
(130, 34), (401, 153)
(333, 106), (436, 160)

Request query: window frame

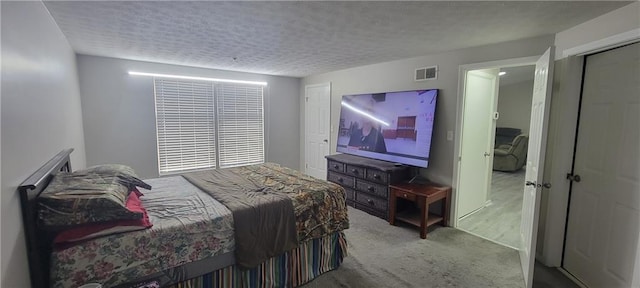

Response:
(152, 77), (266, 175)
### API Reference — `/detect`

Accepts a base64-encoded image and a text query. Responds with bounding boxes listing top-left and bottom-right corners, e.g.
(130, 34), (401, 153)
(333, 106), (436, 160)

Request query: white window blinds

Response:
(216, 83), (265, 168)
(154, 79), (217, 174)
(153, 78), (265, 174)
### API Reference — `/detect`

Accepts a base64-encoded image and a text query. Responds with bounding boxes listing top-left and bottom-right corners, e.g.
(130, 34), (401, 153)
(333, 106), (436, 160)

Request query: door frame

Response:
(539, 32), (640, 268)
(452, 56), (538, 228)
(304, 82), (331, 177)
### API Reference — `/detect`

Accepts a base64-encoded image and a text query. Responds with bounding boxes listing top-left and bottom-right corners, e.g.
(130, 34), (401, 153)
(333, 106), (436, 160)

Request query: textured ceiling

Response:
(43, 1), (630, 77)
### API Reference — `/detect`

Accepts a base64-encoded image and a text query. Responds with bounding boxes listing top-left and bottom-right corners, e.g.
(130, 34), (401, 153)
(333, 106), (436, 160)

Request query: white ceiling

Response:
(43, 1), (630, 78)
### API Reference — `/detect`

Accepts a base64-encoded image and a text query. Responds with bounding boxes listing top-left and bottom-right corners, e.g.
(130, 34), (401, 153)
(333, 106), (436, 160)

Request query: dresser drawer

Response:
(344, 188), (355, 201)
(365, 169), (388, 184)
(327, 160), (345, 173)
(345, 164), (365, 177)
(355, 179), (388, 199)
(325, 153), (411, 222)
(327, 171), (355, 188)
(355, 192), (387, 212)
(393, 188), (417, 202)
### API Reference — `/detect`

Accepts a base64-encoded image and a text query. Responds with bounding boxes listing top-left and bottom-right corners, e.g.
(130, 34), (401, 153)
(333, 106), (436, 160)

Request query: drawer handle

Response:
(403, 193), (408, 198)
(351, 169), (358, 174)
(337, 178), (344, 183)
(333, 164), (339, 169)
(367, 186), (375, 192)
(367, 199), (374, 206)
(373, 174), (381, 180)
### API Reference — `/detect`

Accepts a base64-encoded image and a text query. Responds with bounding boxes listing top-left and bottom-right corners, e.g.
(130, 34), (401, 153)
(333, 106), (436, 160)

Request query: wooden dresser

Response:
(325, 154), (410, 220)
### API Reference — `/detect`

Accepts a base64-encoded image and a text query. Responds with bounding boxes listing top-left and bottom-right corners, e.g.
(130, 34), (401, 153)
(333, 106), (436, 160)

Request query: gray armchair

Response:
(495, 127), (522, 147)
(493, 134), (528, 172)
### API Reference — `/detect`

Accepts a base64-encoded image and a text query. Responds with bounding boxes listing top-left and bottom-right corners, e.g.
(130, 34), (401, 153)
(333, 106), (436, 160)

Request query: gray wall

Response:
(554, 1), (639, 59)
(77, 55), (301, 179)
(497, 79), (534, 134)
(1, 2), (87, 287)
(301, 35), (555, 185)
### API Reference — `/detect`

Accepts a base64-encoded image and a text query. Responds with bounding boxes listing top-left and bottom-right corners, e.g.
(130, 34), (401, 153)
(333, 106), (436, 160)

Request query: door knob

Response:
(541, 182), (552, 189)
(525, 181), (537, 187)
(323, 139), (328, 143)
(566, 173), (581, 182)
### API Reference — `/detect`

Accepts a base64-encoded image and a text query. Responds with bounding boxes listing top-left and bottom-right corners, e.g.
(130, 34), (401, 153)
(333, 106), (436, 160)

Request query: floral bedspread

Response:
(50, 163), (349, 288)
(50, 176), (235, 288)
(235, 163), (350, 242)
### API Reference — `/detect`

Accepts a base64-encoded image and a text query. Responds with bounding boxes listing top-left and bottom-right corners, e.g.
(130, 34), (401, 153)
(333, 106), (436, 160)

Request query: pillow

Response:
(83, 164), (152, 191)
(53, 192), (152, 244)
(83, 164), (138, 175)
(131, 187), (144, 197)
(38, 170), (143, 229)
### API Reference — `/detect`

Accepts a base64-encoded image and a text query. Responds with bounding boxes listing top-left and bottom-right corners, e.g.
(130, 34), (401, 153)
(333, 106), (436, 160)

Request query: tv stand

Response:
(325, 154), (410, 220)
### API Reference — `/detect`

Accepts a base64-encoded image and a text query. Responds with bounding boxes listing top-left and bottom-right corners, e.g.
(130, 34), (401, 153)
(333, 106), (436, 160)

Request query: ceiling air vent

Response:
(415, 66), (437, 81)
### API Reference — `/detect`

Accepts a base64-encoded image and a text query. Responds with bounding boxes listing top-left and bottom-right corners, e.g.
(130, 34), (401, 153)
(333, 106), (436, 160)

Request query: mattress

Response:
(50, 176), (235, 288)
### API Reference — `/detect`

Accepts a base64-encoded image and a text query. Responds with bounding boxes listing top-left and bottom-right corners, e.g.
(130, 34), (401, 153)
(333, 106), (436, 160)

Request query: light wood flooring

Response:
(457, 169), (526, 248)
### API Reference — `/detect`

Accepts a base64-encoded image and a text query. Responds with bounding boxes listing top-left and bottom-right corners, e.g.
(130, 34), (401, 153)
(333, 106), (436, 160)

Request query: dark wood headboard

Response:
(18, 148), (74, 288)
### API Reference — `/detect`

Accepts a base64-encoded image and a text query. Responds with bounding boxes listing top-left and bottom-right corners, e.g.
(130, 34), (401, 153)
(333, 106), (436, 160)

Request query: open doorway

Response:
(453, 49), (561, 287)
(457, 65), (535, 249)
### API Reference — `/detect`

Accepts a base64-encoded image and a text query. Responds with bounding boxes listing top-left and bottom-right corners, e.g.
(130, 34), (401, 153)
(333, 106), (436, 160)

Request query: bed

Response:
(18, 149), (349, 288)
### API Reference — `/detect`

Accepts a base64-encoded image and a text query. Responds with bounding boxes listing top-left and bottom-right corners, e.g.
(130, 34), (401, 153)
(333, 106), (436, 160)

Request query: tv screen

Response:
(336, 89), (438, 168)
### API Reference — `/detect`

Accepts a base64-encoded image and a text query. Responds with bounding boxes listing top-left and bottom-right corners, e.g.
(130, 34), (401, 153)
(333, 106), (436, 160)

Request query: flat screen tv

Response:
(336, 89), (438, 168)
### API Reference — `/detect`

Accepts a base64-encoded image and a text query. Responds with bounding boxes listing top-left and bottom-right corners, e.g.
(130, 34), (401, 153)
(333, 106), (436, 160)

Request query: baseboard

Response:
(458, 208), (482, 220)
(456, 228), (519, 250)
(557, 267), (588, 288)
(458, 201), (493, 221)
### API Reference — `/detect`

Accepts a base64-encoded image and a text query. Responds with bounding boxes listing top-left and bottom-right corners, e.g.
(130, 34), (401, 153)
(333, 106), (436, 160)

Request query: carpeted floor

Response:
(303, 207), (524, 287)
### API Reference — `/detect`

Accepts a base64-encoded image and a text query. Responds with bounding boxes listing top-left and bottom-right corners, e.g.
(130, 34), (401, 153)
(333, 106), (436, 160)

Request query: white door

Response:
(457, 69), (500, 218)
(305, 83), (331, 179)
(563, 43), (640, 288)
(520, 47), (554, 288)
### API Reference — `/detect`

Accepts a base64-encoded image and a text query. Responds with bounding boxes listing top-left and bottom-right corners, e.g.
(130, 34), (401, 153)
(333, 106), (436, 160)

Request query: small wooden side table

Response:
(389, 182), (451, 239)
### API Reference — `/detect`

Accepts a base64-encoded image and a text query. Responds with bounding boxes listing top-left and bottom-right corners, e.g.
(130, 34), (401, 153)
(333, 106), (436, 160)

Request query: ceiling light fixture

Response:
(128, 71), (268, 86)
(499, 71), (507, 76)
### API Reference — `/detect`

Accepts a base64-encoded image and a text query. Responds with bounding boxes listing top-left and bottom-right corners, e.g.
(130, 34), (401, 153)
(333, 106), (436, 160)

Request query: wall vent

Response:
(415, 66), (437, 81)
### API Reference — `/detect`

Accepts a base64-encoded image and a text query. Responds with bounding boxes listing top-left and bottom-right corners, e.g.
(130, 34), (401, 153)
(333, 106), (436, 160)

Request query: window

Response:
(216, 83), (265, 168)
(154, 78), (265, 174)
